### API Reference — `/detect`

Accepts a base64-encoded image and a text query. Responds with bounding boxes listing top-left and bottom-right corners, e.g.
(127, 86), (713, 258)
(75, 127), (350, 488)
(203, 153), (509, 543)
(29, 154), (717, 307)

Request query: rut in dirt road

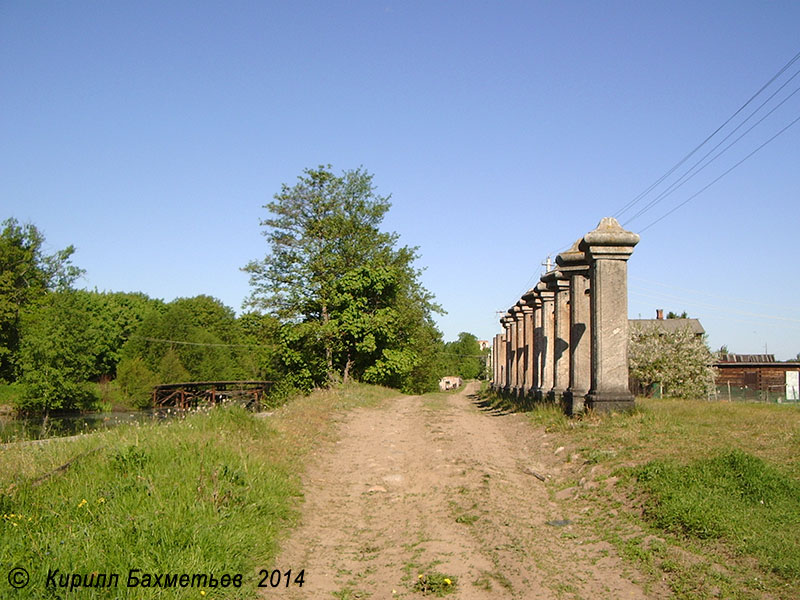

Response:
(272, 382), (649, 599)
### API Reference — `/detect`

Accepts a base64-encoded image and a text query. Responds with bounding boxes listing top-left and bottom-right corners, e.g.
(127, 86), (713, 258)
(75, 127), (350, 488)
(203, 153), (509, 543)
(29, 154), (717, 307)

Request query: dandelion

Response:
(77, 499), (88, 508)
(418, 574), (424, 579)
(200, 591), (206, 596)
(444, 578), (452, 586)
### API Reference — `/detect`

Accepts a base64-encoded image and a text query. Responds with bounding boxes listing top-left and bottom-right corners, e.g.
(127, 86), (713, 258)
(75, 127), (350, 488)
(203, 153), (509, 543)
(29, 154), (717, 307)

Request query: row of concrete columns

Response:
(491, 217), (640, 414)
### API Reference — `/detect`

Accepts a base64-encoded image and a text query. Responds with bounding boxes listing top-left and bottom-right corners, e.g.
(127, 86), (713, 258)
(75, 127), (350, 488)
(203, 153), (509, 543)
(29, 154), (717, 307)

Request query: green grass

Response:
(413, 571), (458, 596)
(500, 393), (800, 598)
(0, 382), (398, 599)
(632, 449), (800, 579)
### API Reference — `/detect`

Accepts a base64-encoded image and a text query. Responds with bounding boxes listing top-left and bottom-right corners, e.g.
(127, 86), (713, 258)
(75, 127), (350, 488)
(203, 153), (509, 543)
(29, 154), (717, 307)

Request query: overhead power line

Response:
(614, 49), (800, 222)
(636, 112), (800, 233)
(630, 276), (800, 312)
(623, 75), (800, 226)
(130, 335), (265, 349)
(629, 289), (800, 325)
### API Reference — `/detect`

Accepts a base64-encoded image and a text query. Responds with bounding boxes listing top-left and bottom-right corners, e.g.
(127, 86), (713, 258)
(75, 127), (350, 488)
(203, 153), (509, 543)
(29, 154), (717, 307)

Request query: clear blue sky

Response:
(2, 1), (798, 358)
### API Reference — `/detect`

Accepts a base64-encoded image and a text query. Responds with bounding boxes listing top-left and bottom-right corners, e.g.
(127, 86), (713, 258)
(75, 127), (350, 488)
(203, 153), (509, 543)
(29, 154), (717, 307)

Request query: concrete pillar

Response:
(521, 302), (535, 396)
(529, 292), (543, 396)
(543, 270), (570, 403)
(493, 333), (503, 392)
(557, 239), (592, 415)
(583, 217), (640, 413)
(508, 306), (518, 395)
(535, 280), (555, 402)
(501, 314), (512, 392)
(509, 303), (523, 396)
(491, 334), (500, 390)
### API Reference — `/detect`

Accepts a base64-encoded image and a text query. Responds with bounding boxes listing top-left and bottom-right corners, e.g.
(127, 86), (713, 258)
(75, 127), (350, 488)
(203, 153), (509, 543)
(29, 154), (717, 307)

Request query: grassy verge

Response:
(508, 394), (800, 599)
(0, 382), (398, 599)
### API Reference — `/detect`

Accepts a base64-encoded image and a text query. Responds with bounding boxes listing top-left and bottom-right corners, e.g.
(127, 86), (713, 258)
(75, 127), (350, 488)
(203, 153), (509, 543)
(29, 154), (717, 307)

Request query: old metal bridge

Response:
(151, 381), (273, 409)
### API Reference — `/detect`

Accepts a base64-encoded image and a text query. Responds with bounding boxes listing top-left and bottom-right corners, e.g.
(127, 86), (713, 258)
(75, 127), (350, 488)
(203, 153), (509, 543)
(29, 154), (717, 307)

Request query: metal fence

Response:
(713, 383), (799, 404)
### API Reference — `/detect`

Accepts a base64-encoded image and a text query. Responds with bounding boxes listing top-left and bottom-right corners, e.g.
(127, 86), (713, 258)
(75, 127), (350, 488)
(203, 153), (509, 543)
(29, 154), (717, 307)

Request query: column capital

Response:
(582, 217), (640, 260)
(556, 238), (591, 274)
(521, 287), (537, 305)
(535, 280), (555, 300)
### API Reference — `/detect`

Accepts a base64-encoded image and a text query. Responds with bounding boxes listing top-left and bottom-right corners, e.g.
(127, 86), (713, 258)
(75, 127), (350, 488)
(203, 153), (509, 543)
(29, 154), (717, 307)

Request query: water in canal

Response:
(0, 409), (181, 443)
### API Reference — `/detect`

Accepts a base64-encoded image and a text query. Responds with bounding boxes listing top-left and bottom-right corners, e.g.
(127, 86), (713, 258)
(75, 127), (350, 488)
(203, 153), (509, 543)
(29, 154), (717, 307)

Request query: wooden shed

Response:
(714, 354), (800, 401)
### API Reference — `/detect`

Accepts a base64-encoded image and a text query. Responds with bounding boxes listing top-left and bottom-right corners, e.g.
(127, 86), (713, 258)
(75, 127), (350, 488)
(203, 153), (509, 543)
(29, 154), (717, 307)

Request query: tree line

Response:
(1, 166), (487, 413)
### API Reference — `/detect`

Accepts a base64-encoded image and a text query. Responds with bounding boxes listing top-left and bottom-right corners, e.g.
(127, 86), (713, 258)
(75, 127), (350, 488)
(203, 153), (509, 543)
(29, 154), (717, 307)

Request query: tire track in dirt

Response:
(271, 382), (650, 599)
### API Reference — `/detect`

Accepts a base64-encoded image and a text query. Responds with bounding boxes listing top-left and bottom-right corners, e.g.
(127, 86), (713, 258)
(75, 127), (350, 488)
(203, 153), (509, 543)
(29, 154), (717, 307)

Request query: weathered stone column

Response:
(492, 333), (501, 391)
(583, 217), (640, 413)
(523, 289), (542, 397)
(535, 280), (555, 402)
(501, 313), (513, 393)
(494, 333), (503, 392)
(510, 305), (520, 395)
(556, 240), (591, 415)
(543, 270), (570, 403)
(510, 302), (525, 396)
(521, 302), (535, 397)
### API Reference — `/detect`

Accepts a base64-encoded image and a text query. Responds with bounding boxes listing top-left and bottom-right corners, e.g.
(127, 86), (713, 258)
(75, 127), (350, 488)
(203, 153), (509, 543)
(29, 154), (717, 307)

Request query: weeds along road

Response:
(271, 382), (651, 599)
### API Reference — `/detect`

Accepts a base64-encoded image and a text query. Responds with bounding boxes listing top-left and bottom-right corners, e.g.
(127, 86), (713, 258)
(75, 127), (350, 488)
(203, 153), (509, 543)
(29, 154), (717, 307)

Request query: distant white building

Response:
(439, 376), (462, 391)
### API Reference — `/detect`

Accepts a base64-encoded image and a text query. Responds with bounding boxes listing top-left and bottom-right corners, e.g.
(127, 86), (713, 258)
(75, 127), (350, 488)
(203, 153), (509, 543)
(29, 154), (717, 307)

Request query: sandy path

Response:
(271, 382), (649, 599)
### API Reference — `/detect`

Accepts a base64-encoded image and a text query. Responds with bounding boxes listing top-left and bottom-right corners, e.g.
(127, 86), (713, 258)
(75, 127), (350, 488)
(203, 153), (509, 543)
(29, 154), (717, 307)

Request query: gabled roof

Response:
(629, 318), (705, 335)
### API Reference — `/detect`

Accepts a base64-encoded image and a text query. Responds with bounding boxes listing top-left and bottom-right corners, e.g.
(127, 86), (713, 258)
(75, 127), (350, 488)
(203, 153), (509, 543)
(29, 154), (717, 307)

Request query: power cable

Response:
(624, 76), (800, 226)
(130, 335), (266, 349)
(636, 112), (800, 233)
(628, 290), (800, 324)
(630, 276), (800, 312)
(613, 49), (800, 220)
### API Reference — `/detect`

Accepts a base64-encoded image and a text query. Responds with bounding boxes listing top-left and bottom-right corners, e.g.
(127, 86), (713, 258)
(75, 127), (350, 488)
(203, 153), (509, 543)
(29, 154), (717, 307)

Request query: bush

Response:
(116, 356), (157, 409)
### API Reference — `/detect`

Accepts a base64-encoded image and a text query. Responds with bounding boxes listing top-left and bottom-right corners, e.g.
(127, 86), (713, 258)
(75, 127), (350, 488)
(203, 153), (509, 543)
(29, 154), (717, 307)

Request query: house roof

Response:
(629, 318), (705, 335)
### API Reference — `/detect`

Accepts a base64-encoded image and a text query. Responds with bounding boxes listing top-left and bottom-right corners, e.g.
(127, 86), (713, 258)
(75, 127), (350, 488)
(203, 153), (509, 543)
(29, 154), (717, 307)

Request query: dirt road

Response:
(272, 382), (649, 599)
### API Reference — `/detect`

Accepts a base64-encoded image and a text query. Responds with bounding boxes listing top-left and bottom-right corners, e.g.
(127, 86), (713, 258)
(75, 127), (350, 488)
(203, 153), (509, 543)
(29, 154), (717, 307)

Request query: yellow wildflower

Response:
(97, 497), (106, 504)
(444, 578), (452, 585)
(77, 499), (87, 508)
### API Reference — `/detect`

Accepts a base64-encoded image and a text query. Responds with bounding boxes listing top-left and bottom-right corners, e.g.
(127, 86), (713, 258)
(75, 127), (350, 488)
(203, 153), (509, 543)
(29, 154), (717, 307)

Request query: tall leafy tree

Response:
(629, 324), (717, 399)
(121, 295), (245, 382)
(17, 291), (102, 411)
(243, 165), (442, 389)
(442, 332), (486, 380)
(0, 218), (83, 381)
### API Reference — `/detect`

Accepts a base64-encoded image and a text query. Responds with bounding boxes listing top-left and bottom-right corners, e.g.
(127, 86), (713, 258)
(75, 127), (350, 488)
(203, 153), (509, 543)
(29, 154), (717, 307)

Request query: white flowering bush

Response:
(629, 324), (717, 400)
